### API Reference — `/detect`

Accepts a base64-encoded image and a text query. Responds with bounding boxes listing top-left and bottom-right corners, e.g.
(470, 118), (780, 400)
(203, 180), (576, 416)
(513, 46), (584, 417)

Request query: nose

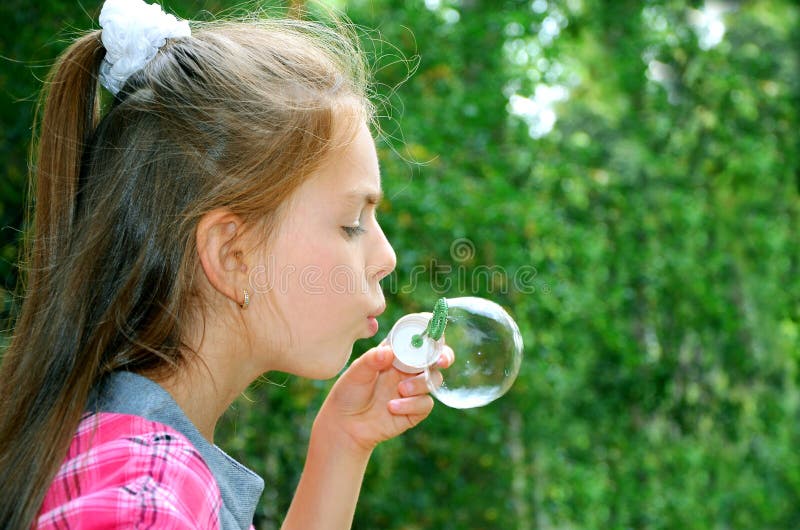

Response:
(370, 222), (396, 282)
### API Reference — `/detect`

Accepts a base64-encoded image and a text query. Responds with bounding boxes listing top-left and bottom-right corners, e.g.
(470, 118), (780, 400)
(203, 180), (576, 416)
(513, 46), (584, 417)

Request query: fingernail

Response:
(376, 349), (386, 362)
(388, 400), (401, 413)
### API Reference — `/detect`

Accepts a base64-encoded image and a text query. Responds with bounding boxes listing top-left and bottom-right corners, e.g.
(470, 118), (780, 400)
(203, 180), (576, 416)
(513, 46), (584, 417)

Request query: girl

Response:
(0, 1), (449, 528)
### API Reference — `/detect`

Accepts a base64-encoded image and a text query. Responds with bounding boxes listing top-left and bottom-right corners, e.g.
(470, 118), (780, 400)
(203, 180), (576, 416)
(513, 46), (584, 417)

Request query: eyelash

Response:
(342, 225), (367, 238)
(342, 204), (378, 238)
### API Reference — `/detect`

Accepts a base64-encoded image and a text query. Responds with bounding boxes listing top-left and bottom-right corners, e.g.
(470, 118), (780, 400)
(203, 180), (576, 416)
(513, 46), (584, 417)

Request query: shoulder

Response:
(37, 412), (221, 530)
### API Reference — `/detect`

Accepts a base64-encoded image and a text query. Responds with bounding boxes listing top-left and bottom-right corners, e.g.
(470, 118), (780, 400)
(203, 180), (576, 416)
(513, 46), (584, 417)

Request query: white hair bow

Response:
(98, 0), (191, 95)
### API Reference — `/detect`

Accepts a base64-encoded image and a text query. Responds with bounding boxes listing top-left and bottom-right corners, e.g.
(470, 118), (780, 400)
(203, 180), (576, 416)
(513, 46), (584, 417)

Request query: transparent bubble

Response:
(388, 297), (523, 409)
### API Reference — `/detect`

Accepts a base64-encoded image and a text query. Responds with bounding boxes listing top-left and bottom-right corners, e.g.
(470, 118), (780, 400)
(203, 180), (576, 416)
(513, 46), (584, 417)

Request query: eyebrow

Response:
(345, 190), (384, 205)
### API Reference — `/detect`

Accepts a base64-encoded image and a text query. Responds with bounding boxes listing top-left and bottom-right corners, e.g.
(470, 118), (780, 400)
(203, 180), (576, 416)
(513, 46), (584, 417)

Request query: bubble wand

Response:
(410, 298), (448, 348)
(388, 296), (524, 409)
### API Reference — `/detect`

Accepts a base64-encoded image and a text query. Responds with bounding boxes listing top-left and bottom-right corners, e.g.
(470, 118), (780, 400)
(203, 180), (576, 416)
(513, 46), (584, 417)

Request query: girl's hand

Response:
(314, 343), (454, 455)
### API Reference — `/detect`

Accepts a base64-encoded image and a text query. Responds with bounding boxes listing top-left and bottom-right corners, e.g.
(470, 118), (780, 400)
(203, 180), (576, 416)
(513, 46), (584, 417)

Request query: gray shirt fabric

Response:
(89, 371), (264, 530)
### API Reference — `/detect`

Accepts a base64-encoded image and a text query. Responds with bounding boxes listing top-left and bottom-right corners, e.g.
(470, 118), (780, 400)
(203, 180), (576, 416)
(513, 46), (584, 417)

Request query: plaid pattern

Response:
(37, 412), (222, 529)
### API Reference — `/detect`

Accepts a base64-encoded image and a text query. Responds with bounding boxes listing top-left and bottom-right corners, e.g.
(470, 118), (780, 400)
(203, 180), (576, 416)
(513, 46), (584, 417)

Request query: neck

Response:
(156, 365), (235, 442)
(155, 310), (263, 442)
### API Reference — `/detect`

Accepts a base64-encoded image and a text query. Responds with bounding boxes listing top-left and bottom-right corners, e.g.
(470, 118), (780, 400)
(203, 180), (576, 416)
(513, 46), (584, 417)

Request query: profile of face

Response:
(245, 121), (397, 379)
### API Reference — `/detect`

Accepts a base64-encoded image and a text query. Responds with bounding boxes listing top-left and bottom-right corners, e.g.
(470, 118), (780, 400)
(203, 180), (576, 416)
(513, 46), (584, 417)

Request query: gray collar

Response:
(90, 371), (264, 530)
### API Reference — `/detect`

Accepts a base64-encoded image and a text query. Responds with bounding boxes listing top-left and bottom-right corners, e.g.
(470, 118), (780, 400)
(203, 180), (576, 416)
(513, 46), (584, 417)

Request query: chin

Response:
(332, 343), (356, 375)
(304, 342), (355, 380)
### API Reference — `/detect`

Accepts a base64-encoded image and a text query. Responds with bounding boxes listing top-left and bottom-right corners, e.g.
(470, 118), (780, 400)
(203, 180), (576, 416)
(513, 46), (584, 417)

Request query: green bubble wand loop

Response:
(411, 297), (448, 348)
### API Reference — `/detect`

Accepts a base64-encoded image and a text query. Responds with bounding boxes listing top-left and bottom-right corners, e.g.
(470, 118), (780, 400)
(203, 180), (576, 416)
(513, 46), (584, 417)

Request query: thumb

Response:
(340, 345), (394, 387)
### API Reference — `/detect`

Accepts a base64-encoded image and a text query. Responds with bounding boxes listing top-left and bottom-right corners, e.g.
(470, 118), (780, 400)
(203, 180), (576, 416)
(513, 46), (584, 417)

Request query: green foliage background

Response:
(2, 0), (799, 528)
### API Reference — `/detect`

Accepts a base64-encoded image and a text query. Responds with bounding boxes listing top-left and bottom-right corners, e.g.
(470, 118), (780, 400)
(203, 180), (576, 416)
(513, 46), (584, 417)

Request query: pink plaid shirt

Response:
(37, 412), (222, 529)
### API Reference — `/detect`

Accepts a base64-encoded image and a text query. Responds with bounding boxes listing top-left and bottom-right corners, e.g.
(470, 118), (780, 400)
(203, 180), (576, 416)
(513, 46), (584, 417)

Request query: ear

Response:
(196, 209), (249, 308)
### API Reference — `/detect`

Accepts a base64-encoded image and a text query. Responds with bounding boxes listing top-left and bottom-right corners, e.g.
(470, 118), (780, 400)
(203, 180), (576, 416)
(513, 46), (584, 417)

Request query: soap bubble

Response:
(425, 297), (523, 408)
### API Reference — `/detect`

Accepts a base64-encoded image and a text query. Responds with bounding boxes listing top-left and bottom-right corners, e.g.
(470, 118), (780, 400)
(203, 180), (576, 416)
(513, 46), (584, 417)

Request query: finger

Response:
(427, 369), (444, 389)
(437, 345), (455, 368)
(342, 346), (394, 386)
(397, 371), (443, 397)
(388, 395), (434, 416)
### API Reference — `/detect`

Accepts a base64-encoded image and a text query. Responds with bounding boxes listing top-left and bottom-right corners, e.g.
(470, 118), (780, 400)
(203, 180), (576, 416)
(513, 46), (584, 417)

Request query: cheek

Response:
(262, 241), (359, 315)
(286, 236), (363, 291)
(256, 229), (369, 316)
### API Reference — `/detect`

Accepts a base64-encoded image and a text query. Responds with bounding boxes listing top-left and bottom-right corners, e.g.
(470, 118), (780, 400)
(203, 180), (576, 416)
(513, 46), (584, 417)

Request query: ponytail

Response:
(0, 31), (104, 529)
(31, 31), (103, 274)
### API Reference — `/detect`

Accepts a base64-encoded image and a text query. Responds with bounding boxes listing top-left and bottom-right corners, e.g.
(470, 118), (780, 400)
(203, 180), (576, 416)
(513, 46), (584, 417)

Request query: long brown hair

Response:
(0, 15), (371, 528)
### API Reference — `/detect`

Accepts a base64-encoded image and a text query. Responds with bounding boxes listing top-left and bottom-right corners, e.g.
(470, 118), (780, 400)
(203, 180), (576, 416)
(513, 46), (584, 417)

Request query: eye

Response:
(342, 224), (367, 238)
(341, 204), (377, 239)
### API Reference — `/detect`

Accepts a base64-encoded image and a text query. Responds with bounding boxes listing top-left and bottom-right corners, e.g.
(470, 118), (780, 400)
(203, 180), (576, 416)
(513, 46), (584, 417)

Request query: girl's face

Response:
(248, 121), (396, 379)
